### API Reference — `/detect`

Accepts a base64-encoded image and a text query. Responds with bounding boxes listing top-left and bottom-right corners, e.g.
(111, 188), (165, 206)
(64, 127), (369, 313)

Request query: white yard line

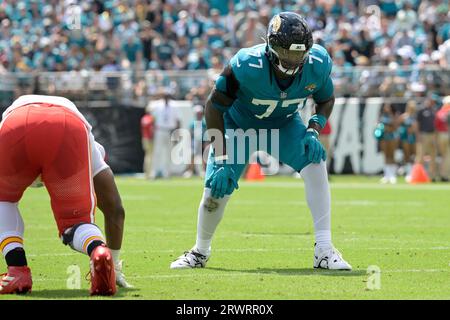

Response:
(117, 180), (450, 191)
(233, 199), (425, 206)
(31, 268), (450, 283)
(25, 246), (450, 258)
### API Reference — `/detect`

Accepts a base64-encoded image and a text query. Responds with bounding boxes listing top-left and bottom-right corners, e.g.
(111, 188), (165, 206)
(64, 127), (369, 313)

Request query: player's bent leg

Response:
(170, 188), (231, 269)
(171, 152), (245, 269)
(62, 223), (116, 295)
(301, 162), (352, 270)
(171, 116), (247, 270)
(43, 111), (115, 294)
(0, 202), (32, 294)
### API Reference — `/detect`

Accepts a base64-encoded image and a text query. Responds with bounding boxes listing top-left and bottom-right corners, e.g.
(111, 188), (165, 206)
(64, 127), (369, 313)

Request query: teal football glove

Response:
(300, 129), (327, 164)
(205, 163), (239, 199)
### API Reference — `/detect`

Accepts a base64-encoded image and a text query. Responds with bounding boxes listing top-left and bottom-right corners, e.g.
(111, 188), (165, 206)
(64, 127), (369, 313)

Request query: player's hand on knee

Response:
(302, 130), (326, 164)
(206, 164), (239, 198)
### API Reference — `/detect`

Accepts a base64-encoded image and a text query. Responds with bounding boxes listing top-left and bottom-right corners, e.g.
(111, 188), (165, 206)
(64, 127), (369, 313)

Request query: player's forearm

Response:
(205, 99), (227, 157)
(309, 96), (335, 133)
(94, 168), (125, 250)
(104, 215), (124, 250)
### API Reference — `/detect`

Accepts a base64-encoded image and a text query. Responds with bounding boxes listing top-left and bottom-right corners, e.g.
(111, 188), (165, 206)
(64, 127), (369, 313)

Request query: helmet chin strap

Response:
(276, 61), (299, 75)
(267, 43), (300, 76)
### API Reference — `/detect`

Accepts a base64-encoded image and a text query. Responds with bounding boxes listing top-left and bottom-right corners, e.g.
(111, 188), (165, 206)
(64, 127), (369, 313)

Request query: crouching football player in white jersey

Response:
(0, 95), (131, 295)
(171, 12), (351, 271)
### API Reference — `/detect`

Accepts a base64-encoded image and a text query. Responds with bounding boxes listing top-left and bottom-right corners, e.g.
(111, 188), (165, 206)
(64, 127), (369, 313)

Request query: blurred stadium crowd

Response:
(1, 0), (450, 71)
(0, 0), (450, 90)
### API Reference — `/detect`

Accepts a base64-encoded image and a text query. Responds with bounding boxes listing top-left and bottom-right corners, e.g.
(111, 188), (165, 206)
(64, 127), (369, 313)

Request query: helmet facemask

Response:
(265, 12), (313, 76)
(267, 40), (310, 76)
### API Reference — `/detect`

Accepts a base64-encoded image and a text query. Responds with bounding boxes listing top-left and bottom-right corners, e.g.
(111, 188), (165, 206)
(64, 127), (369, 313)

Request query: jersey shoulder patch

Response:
(230, 44), (268, 82)
(308, 44), (332, 77)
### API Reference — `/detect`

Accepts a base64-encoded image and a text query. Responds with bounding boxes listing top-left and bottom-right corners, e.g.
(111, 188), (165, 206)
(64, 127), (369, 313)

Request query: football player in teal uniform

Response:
(171, 12), (351, 270)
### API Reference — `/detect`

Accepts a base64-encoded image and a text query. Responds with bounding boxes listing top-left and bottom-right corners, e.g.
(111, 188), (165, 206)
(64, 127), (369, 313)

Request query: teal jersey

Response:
(215, 43), (334, 130)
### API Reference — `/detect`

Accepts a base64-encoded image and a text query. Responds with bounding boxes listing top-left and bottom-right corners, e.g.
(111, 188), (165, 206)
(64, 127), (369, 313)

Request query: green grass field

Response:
(1, 175), (449, 300)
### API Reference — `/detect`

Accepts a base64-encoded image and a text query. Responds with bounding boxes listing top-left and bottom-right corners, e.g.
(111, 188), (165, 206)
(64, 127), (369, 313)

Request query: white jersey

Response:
(3, 95), (109, 185)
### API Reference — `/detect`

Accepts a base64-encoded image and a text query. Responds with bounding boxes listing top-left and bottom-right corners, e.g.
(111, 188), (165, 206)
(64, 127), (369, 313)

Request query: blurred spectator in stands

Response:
(355, 29), (375, 60)
(333, 51), (354, 97)
(187, 38), (210, 70)
(174, 36), (190, 70)
(377, 103), (399, 184)
(122, 33), (143, 70)
(416, 96), (438, 181)
(146, 0), (163, 34)
(174, 10), (189, 39)
(139, 20), (157, 67)
(0, 7), (9, 24)
(335, 23), (356, 65)
(151, 91), (181, 179)
(435, 4), (450, 46)
(210, 54), (224, 75)
(151, 36), (176, 70)
(434, 95), (450, 182)
(101, 52), (120, 72)
(205, 9), (226, 46)
(141, 107), (155, 180)
(236, 11), (265, 47)
(185, 10), (204, 45)
(393, 30), (415, 52)
(395, 1), (418, 32)
(161, 17), (178, 43)
(380, 0), (399, 18)
(208, 0), (236, 16)
(398, 100), (418, 182)
(184, 105), (207, 178)
(439, 39), (450, 67)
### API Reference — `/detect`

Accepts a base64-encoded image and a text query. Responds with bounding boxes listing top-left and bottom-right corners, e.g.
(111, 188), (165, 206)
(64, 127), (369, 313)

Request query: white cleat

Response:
(115, 260), (133, 288)
(314, 245), (352, 270)
(170, 248), (209, 269)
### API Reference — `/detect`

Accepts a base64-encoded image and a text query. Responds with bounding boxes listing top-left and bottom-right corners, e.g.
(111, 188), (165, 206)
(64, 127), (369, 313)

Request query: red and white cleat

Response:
(89, 245), (116, 296)
(0, 266), (32, 294)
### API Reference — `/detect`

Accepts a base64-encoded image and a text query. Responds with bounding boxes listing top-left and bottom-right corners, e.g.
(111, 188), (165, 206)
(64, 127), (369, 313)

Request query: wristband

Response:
(309, 114), (327, 129)
(306, 127), (319, 136)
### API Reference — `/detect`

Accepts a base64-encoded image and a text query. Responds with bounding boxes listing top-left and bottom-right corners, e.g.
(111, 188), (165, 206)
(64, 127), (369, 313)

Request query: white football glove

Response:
(115, 260), (133, 288)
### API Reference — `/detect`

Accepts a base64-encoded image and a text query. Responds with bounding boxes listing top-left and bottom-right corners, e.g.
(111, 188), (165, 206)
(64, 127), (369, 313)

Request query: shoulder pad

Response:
(229, 44), (267, 81)
(308, 44), (332, 77)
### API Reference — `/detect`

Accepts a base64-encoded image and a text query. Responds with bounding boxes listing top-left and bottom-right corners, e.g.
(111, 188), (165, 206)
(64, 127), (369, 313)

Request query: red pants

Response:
(0, 104), (96, 234)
